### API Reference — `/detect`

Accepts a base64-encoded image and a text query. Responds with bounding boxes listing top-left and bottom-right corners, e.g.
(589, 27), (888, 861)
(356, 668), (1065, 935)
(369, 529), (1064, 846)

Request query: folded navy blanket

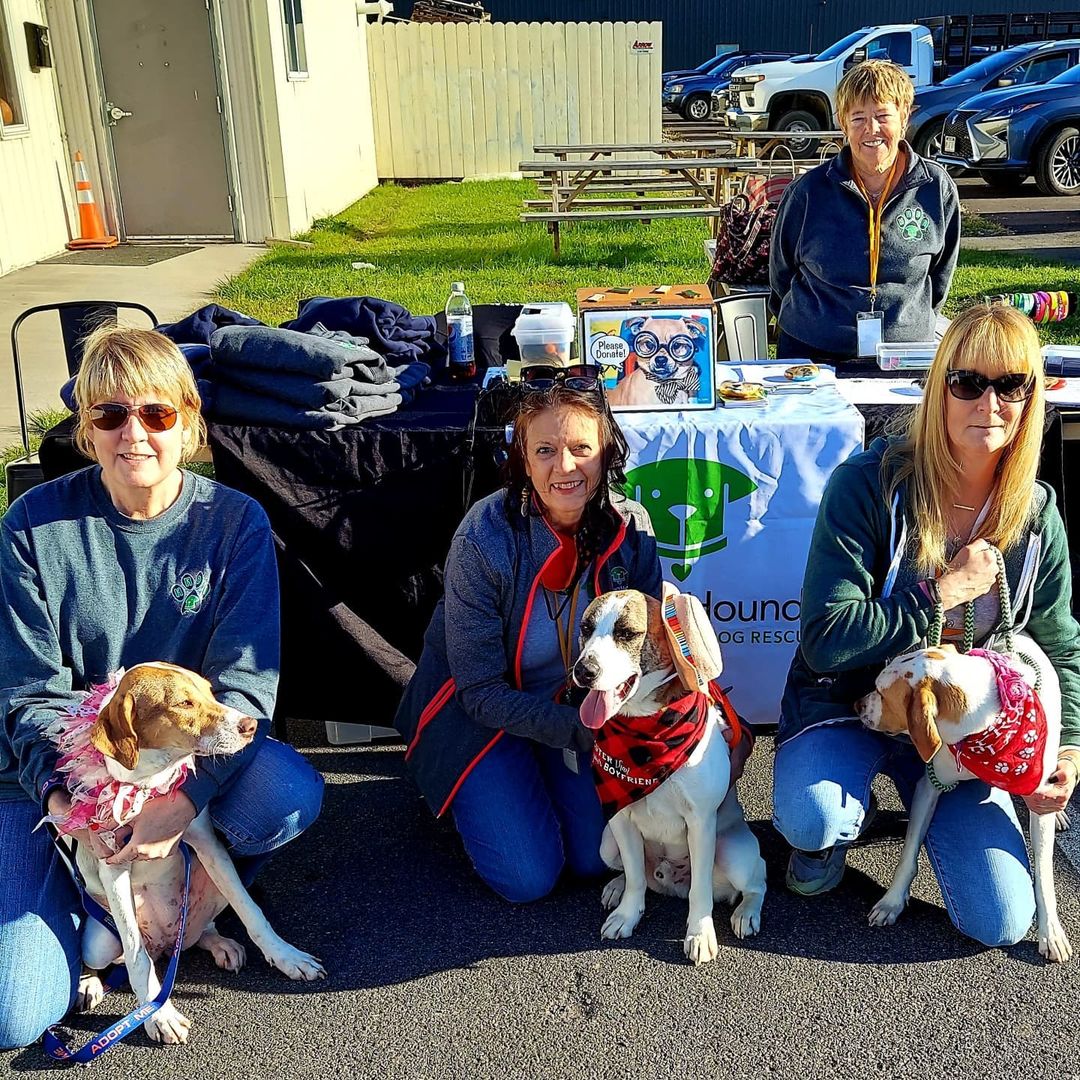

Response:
(209, 383), (401, 429)
(157, 304), (262, 345)
(60, 343), (215, 412)
(211, 325), (386, 380)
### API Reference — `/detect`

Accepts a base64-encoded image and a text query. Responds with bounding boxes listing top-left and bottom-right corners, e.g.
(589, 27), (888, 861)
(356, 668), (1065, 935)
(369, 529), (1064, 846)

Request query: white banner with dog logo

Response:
(618, 366), (864, 727)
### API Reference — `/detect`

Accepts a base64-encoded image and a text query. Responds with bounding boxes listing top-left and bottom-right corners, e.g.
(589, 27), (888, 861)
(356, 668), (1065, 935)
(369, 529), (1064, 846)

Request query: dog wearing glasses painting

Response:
(606, 315), (710, 409)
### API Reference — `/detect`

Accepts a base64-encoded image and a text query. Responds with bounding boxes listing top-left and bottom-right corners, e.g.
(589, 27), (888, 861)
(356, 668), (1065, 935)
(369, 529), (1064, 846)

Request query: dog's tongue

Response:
(580, 688), (620, 730)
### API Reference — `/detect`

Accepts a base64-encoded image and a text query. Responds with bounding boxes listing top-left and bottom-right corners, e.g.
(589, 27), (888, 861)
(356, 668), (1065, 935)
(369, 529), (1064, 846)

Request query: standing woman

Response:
(772, 304), (1080, 947)
(770, 60), (961, 361)
(0, 326), (323, 1049)
(395, 375), (662, 902)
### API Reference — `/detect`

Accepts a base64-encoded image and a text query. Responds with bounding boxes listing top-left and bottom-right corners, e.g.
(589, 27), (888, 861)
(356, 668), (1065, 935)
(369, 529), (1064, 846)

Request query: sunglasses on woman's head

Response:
(945, 369), (1034, 403)
(88, 402), (179, 432)
(519, 364), (604, 392)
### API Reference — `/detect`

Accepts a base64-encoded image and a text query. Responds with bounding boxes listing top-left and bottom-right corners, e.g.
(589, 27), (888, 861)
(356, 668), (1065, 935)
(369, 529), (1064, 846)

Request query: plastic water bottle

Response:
(445, 281), (476, 381)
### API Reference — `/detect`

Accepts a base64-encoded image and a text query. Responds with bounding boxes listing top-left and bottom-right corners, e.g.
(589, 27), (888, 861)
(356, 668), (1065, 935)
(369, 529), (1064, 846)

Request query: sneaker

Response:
(784, 794), (878, 897)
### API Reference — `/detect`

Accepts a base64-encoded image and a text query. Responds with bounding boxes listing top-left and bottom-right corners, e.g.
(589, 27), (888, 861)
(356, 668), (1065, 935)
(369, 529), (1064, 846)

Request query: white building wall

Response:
(0, 0), (74, 275)
(260, 0), (379, 236)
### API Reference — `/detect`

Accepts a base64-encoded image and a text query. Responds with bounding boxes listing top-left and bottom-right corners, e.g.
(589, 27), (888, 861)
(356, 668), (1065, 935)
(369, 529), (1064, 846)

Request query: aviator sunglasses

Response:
(520, 363), (604, 391)
(88, 402), (179, 432)
(945, 369), (1034, 404)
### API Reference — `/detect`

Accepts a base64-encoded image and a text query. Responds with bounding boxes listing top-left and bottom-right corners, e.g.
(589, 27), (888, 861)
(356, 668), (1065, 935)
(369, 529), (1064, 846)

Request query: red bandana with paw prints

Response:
(951, 649), (1047, 797)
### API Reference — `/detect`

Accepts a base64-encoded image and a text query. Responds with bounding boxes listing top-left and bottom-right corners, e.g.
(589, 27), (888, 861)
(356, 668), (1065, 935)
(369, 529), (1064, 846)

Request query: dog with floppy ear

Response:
(856, 636), (1071, 961)
(574, 585), (765, 965)
(43, 663), (326, 1046)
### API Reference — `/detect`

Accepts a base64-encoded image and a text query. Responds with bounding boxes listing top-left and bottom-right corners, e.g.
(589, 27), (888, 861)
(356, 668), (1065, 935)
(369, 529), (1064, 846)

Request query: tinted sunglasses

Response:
(945, 369), (1034, 404)
(88, 402), (179, 432)
(520, 364), (603, 391)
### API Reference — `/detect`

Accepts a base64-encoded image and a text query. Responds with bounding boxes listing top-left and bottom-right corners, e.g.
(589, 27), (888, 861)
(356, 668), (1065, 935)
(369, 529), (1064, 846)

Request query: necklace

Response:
(952, 502), (976, 512)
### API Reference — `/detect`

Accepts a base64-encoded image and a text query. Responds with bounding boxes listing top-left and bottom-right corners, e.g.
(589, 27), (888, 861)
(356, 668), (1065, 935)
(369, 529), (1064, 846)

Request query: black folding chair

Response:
(10, 300), (158, 453)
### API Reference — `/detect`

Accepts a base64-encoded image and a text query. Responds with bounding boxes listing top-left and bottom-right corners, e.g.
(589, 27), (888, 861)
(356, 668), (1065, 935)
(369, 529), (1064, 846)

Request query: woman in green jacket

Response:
(773, 303), (1080, 947)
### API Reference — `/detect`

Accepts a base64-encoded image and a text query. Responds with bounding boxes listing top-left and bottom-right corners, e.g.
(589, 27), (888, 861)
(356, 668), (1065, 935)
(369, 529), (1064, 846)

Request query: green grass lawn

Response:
(215, 179), (1080, 346)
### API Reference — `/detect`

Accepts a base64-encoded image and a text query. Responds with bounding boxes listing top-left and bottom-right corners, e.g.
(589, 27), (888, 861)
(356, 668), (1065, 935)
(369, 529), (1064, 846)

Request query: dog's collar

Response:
(949, 649), (1047, 797)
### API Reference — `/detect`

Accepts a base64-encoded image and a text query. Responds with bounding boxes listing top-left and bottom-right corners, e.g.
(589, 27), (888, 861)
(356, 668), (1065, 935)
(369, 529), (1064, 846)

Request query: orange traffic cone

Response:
(66, 151), (118, 250)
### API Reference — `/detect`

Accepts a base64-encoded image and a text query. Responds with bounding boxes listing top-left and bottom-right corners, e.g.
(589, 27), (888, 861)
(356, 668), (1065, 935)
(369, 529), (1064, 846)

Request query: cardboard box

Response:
(577, 285), (716, 411)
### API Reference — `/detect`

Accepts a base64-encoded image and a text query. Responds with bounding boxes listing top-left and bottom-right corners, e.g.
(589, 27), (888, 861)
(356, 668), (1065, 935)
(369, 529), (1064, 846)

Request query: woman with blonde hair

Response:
(0, 325), (323, 1048)
(772, 304), (1080, 946)
(770, 59), (961, 360)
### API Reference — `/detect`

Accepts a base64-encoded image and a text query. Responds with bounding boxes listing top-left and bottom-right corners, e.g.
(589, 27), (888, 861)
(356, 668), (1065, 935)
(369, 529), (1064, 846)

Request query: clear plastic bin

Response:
(325, 722), (402, 746)
(511, 302), (576, 373)
(876, 341), (937, 371)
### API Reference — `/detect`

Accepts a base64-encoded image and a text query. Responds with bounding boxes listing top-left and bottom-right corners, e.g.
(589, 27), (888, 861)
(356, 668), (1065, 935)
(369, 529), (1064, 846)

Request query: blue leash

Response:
(43, 839), (192, 1063)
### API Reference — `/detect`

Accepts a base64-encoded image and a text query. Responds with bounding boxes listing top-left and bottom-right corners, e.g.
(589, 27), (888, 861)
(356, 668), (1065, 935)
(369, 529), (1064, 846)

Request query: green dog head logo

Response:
(623, 458), (757, 581)
(895, 206), (930, 242)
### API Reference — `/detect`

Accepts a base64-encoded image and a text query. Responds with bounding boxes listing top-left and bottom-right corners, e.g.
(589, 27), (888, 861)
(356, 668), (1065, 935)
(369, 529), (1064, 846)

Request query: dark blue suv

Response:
(663, 51), (792, 121)
(939, 62), (1080, 194)
(908, 39), (1080, 158)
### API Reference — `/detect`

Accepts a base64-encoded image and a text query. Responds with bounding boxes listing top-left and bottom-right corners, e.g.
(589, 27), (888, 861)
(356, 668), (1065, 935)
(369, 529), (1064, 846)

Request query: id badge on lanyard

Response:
(855, 158), (899, 358)
(857, 310), (883, 357)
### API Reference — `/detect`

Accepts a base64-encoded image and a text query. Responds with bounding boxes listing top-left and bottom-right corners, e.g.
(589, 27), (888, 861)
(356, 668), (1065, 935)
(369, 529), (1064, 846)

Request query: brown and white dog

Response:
(572, 590), (765, 964)
(856, 636), (1071, 961)
(49, 663), (325, 1045)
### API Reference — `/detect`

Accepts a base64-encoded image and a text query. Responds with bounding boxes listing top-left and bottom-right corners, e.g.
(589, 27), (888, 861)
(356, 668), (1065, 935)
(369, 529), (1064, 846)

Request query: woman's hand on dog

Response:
(106, 792), (197, 865)
(1024, 758), (1079, 815)
(46, 790), (116, 860)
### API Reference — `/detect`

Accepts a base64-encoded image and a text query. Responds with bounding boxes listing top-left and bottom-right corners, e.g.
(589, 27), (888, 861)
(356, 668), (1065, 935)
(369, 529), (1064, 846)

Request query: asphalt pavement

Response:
(4, 719), (1080, 1079)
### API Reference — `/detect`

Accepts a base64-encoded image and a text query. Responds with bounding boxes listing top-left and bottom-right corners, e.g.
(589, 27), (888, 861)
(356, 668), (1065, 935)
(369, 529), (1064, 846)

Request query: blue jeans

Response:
(451, 736), (607, 903)
(773, 724), (1036, 947)
(0, 737), (323, 1050)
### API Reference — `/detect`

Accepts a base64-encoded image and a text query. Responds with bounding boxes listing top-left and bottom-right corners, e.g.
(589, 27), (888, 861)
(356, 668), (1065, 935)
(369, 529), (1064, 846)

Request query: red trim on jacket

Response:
(405, 676), (456, 761)
(437, 730), (505, 817)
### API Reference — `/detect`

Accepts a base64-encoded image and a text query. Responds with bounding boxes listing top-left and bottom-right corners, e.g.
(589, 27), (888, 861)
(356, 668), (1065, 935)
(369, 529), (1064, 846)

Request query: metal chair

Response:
(715, 292), (769, 363)
(6, 302), (157, 506)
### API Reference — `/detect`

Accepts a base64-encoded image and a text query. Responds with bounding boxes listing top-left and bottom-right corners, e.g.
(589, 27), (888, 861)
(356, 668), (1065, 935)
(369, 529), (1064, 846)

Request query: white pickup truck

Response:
(724, 24), (936, 154)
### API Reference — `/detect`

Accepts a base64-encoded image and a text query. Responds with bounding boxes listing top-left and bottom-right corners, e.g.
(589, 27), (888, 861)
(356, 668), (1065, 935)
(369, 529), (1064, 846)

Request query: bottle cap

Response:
(451, 281), (464, 292)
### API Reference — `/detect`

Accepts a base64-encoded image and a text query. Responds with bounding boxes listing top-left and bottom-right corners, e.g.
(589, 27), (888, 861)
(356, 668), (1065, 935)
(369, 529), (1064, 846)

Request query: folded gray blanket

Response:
(211, 324), (388, 380)
(210, 381), (401, 429)
(214, 367), (406, 410)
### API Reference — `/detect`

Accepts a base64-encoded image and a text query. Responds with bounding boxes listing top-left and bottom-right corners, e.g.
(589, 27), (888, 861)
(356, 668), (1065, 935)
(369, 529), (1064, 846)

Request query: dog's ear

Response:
(907, 677), (943, 763)
(685, 318), (706, 339)
(90, 691), (140, 771)
(624, 317), (648, 339)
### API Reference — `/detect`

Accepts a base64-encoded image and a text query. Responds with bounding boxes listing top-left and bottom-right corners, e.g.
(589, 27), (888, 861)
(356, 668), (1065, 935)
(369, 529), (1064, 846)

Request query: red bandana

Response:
(591, 683), (742, 819)
(950, 649), (1048, 797)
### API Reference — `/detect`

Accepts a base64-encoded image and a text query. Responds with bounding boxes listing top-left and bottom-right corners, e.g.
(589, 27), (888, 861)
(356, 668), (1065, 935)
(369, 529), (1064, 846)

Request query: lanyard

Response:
(547, 575), (583, 675)
(853, 155), (900, 310)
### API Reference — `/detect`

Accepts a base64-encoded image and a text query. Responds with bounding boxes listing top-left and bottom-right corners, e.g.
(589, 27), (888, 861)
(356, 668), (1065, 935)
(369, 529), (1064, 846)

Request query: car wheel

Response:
(913, 122), (943, 159)
(774, 110), (821, 156)
(976, 170), (1029, 193)
(1035, 127), (1080, 196)
(683, 94), (711, 122)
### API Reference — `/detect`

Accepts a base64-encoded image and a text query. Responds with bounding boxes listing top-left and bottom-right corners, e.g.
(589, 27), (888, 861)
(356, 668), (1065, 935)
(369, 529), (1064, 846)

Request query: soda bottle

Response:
(445, 281), (476, 381)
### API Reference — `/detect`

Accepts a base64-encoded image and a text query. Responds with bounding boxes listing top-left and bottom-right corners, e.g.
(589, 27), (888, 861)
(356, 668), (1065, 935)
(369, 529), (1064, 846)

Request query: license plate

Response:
(944, 135), (956, 153)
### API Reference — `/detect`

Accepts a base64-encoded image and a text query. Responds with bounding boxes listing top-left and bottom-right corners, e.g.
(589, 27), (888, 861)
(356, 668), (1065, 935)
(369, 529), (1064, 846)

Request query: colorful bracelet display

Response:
(984, 291), (1076, 323)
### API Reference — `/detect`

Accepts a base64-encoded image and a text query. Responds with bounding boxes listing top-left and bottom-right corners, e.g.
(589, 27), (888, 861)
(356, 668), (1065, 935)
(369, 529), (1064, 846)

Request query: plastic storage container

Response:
(876, 341), (937, 371)
(1042, 344), (1080, 377)
(510, 302), (576, 377)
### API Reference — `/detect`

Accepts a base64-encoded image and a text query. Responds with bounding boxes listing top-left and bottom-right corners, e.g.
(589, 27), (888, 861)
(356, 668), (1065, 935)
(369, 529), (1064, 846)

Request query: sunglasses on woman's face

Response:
(520, 364), (603, 392)
(945, 369), (1034, 404)
(88, 402), (179, 432)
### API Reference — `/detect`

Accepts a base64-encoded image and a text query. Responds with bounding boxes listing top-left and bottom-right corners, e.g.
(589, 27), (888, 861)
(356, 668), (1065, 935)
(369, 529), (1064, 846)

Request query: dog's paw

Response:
(263, 940), (327, 981)
(684, 916), (719, 965)
(198, 929), (246, 973)
(1055, 808), (1072, 832)
(74, 969), (105, 1013)
(144, 1001), (191, 1045)
(600, 874), (625, 910)
(730, 896), (762, 939)
(601, 901), (643, 941)
(868, 891), (908, 927)
(1038, 918), (1073, 963)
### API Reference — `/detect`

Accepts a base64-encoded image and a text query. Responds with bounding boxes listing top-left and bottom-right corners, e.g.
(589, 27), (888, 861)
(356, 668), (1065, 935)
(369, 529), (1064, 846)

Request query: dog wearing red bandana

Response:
(573, 585), (765, 965)
(856, 636), (1072, 962)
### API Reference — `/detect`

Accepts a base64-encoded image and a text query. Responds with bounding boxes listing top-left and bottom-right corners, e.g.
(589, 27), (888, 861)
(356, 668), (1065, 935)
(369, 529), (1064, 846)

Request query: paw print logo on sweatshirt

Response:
(895, 207), (931, 242)
(171, 571), (211, 616)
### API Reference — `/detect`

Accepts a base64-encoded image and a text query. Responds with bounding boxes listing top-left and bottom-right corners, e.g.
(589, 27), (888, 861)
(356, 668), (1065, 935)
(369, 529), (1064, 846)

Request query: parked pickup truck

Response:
(725, 24), (936, 154)
(938, 63), (1080, 195)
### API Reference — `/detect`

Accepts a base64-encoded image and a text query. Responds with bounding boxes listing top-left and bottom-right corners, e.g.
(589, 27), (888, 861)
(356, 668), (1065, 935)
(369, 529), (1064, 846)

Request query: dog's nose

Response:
(572, 654), (601, 688)
(237, 715), (258, 740)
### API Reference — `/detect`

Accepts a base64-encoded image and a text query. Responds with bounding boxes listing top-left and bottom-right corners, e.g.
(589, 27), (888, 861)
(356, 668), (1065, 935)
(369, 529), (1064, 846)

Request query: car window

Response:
(816, 30), (868, 62)
(1011, 52), (1072, 85)
(940, 48), (1032, 87)
(865, 32), (913, 67)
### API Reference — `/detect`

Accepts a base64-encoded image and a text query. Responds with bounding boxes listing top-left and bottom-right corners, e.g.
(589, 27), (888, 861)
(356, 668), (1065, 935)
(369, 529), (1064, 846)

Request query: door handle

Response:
(105, 102), (132, 125)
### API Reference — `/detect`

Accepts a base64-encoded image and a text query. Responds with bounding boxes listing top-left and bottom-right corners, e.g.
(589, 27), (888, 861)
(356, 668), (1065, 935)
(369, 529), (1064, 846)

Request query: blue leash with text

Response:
(43, 840), (192, 1063)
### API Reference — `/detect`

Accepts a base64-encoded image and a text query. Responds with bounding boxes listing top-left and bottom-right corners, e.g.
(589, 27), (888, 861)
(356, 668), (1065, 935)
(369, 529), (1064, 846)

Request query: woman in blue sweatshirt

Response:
(0, 327), (323, 1049)
(773, 304), (1080, 947)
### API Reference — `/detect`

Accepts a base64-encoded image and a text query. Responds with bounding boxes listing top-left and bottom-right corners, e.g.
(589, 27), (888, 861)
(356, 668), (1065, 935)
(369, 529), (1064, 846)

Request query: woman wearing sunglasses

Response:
(395, 376), (663, 902)
(773, 304), (1080, 946)
(0, 326), (322, 1049)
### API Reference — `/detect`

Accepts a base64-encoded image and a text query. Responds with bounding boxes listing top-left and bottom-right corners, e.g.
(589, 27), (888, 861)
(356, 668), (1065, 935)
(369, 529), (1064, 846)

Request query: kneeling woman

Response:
(773, 304), (1080, 946)
(395, 377), (661, 902)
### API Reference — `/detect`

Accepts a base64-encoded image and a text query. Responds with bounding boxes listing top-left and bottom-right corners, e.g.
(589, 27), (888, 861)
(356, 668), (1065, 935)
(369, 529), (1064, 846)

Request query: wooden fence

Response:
(366, 21), (662, 179)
